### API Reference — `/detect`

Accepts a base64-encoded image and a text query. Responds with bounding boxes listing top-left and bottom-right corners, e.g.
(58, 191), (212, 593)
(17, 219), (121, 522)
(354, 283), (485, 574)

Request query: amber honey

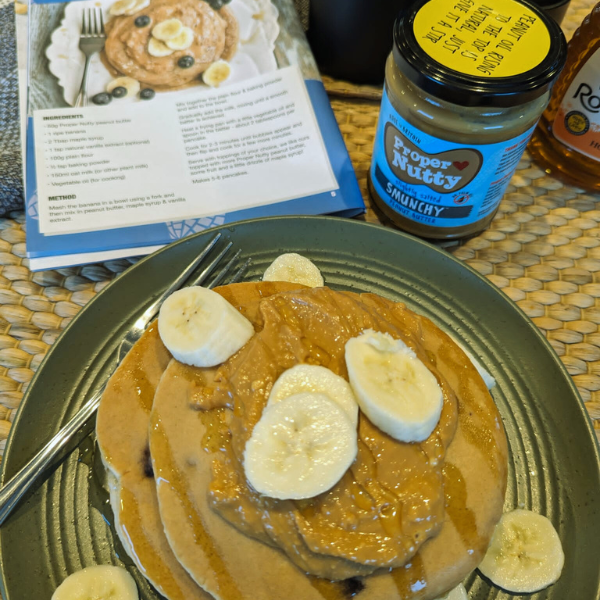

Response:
(529, 3), (600, 191)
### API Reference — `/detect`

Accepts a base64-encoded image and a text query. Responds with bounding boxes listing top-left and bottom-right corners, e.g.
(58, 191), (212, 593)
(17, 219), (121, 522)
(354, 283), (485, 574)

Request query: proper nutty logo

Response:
(384, 123), (482, 193)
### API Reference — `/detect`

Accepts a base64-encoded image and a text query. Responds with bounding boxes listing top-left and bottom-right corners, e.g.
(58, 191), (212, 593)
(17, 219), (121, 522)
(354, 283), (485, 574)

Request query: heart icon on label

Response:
(453, 161), (469, 171)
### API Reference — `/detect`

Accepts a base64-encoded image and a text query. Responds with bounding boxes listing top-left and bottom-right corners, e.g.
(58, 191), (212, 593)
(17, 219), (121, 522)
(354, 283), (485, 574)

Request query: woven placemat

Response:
(0, 0), (596, 461)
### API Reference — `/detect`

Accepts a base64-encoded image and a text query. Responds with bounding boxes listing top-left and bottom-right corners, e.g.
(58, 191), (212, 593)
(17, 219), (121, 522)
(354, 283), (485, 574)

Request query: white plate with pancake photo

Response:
(0, 216), (599, 600)
(46, 0), (279, 106)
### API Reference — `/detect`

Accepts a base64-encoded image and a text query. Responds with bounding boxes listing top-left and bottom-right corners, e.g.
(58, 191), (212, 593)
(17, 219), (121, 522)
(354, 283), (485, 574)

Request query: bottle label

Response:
(413, 0), (551, 78)
(552, 48), (600, 162)
(370, 89), (536, 229)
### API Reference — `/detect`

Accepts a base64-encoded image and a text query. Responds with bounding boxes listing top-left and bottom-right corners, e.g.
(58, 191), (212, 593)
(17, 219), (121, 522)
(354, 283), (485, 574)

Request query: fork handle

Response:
(74, 55), (92, 108)
(0, 386), (105, 525)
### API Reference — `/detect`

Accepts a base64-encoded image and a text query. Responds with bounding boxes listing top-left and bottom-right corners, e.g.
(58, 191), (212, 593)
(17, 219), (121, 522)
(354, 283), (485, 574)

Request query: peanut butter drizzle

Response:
(390, 554), (426, 598)
(200, 288), (460, 580)
(130, 363), (155, 412)
(437, 341), (504, 476)
(152, 416), (242, 600)
(119, 485), (192, 600)
(442, 462), (478, 553)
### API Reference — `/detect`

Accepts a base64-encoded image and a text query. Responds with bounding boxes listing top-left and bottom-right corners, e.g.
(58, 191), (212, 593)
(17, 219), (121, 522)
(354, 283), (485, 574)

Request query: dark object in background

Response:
(306, 0), (571, 85)
(307, 0), (403, 84)
(531, 0), (571, 24)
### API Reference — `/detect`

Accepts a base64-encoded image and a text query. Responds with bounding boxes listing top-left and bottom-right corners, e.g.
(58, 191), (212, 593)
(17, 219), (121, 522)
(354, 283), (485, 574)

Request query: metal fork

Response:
(74, 8), (106, 108)
(0, 233), (251, 524)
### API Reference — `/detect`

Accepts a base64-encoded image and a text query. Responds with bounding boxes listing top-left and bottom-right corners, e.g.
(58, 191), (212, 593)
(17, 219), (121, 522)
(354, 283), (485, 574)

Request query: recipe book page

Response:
(24, 0), (365, 269)
(33, 66), (337, 235)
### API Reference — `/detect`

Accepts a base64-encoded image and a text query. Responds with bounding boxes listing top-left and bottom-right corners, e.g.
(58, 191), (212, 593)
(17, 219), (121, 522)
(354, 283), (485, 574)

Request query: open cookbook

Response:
(23, 0), (365, 270)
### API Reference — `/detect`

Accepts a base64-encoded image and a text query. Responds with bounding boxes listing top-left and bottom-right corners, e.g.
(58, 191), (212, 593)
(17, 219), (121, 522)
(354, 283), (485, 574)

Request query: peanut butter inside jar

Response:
(369, 0), (567, 240)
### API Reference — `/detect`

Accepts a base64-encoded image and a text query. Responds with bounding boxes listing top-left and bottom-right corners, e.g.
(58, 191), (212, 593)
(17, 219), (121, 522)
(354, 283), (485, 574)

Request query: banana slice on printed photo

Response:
(166, 27), (194, 50)
(107, 77), (140, 98)
(268, 364), (359, 428)
(435, 583), (468, 600)
(244, 392), (358, 500)
(158, 286), (255, 368)
(262, 253), (324, 288)
(124, 0), (150, 15)
(202, 60), (233, 87)
(109, 0), (136, 16)
(478, 509), (565, 593)
(52, 565), (138, 600)
(148, 38), (174, 57)
(345, 329), (443, 443)
(152, 18), (183, 41)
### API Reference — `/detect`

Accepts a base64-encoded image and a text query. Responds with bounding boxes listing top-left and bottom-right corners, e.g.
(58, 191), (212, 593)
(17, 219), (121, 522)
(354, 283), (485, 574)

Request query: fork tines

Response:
(81, 7), (105, 37)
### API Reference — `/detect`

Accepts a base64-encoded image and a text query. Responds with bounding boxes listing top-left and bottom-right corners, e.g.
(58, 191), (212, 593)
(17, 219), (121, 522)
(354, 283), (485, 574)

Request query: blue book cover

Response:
(25, 0), (364, 269)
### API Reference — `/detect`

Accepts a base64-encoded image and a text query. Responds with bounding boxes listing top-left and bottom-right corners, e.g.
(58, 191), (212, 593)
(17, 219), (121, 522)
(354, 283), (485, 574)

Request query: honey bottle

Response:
(529, 3), (600, 191)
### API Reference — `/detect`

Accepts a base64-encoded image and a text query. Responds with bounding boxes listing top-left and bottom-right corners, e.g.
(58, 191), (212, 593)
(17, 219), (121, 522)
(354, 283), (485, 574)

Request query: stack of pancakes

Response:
(103, 0), (239, 89)
(96, 282), (508, 600)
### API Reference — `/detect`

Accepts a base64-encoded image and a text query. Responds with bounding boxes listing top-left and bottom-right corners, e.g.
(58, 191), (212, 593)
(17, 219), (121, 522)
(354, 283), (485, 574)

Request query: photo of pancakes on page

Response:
(35, 0), (320, 108)
(96, 281), (508, 600)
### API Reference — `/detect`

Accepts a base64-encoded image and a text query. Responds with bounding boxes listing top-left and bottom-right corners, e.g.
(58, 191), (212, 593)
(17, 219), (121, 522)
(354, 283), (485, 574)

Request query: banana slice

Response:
(109, 0), (136, 16)
(52, 565), (138, 600)
(345, 329), (443, 443)
(202, 60), (232, 87)
(244, 392), (358, 500)
(148, 37), (174, 58)
(158, 286), (255, 368)
(435, 583), (468, 600)
(268, 364), (358, 428)
(107, 77), (140, 98)
(152, 18), (183, 41)
(262, 253), (324, 288)
(166, 26), (194, 50)
(124, 0), (149, 15)
(478, 509), (564, 593)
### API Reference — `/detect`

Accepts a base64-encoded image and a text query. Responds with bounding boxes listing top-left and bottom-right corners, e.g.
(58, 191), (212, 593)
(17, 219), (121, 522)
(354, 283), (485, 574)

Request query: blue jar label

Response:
(370, 89), (536, 228)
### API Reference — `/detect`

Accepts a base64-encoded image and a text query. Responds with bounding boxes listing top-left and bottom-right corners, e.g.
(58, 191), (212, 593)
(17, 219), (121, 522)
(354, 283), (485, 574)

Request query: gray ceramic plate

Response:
(0, 216), (598, 600)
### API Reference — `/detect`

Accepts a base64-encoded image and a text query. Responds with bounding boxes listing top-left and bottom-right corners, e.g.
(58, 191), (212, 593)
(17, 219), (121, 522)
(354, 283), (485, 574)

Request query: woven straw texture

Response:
(0, 0), (597, 461)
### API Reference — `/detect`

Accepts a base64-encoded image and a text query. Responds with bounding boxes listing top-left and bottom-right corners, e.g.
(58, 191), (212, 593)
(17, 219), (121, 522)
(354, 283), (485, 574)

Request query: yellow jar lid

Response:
(393, 0), (567, 107)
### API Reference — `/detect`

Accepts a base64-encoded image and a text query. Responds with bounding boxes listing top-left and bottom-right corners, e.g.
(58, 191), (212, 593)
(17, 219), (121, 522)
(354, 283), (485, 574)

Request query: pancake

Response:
(103, 0), (239, 89)
(149, 286), (508, 600)
(96, 282), (300, 599)
(96, 323), (210, 600)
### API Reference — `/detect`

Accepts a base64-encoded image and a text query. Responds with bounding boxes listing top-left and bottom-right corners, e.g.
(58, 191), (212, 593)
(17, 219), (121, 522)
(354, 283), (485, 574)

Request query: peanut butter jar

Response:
(369, 0), (567, 240)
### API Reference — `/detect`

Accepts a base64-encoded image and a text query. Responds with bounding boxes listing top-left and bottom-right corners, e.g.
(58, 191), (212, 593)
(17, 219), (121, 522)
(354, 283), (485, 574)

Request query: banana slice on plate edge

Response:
(435, 583), (468, 600)
(158, 286), (255, 368)
(52, 565), (138, 600)
(244, 392), (358, 500)
(262, 253), (324, 288)
(478, 509), (564, 593)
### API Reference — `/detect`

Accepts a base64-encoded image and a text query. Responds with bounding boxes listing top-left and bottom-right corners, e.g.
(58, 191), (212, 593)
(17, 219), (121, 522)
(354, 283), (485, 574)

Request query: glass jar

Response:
(529, 2), (600, 191)
(369, 0), (567, 240)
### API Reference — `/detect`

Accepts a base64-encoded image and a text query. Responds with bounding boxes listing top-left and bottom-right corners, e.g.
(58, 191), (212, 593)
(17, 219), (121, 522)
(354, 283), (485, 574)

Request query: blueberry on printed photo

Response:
(178, 55), (195, 69)
(111, 86), (127, 98)
(206, 0), (231, 10)
(140, 88), (156, 100)
(92, 93), (112, 105)
(134, 15), (151, 27)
